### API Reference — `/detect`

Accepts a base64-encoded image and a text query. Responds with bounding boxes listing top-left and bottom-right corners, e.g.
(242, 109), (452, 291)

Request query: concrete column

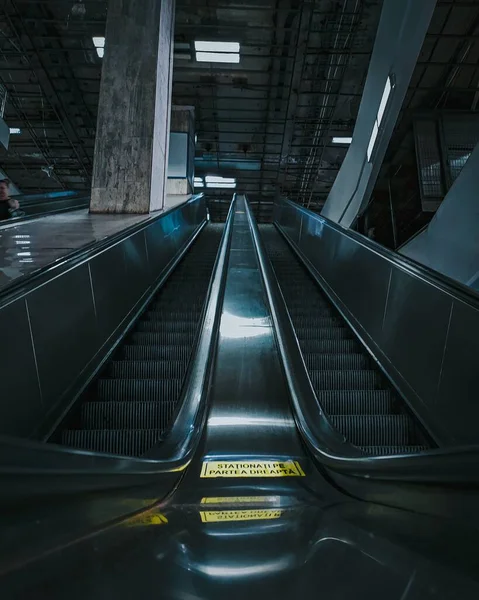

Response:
(321, 0), (436, 227)
(166, 106), (195, 206)
(400, 142), (479, 290)
(90, 0), (175, 214)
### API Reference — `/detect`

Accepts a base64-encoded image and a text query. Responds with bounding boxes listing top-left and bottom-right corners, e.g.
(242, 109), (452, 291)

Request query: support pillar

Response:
(166, 106), (195, 208)
(321, 0), (436, 227)
(90, 0), (175, 214)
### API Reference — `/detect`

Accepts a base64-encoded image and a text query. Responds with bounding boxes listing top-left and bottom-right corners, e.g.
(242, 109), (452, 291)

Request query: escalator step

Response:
(318, 390), (396, 415)
(290, 317), (343, 329)
(361, 445), (429, 456)
(310, 370), (384, 391)
(97, 379), (182, 403)
(330, 415), (417, 447)
(137, 321), (198, 334)
(303, 353), (370, 371)
(300, 339), (359, 354)
(61, 429), (164, 456)
(131, 332), (195, 346)
(81, 401), (177, 429)
(145, 310), (201, 321)
(295, 327), (352, 340)
(108, 360), (186, 380)
(122, 345), (191, 361)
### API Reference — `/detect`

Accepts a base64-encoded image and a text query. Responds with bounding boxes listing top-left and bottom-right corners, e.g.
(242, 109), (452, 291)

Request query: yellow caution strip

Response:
(125, 512), (168, 527)
(199, 509), (283, 523)
(200, 460), (305, 478)
(200, 496), (279, 504)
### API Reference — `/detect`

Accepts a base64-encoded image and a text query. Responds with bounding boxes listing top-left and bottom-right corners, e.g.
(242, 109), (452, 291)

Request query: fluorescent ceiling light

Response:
(205, 175), (237, 189)
(377, 76), (392, 126)
(207, 183), (236, 188)
(332, 136), (352, 144)
(196, 52), (240, 64)
(195, 41), (240, 53)
(206, 176), (236, 184)
(194, 177), (204, 188)
(9, 127), (21, 134)
(92, 36), (105, 58)
(195, 40), (240, 64)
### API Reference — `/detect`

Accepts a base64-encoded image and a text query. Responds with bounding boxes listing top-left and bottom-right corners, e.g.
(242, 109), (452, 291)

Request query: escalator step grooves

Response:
(299, 339), (359, 354)
(122, 345), (191, 361)
(260, 224), (432, 456)
(310, 370), (384, 391)
(319, 390), (396, 415)
(61, 429), (165, 456)
(137, 321), (198, 333)
(81, 401), (177, 429)
(108, 361), (186, 380)
(97, 379), (183, 403)
(303, 353), (370, 371)
(56, 224), (224, 458)
(361, 445), (429, 456)
(131, 331), (196, 346)
(295, 327), (352, 340)
(330, 414), (416, 447)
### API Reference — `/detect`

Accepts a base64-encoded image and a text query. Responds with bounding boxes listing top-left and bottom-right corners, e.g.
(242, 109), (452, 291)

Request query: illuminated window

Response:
(367, 75), (393, 162)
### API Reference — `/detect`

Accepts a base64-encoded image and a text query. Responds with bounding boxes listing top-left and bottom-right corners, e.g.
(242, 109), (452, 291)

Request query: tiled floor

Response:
(0, 209), (155, 290)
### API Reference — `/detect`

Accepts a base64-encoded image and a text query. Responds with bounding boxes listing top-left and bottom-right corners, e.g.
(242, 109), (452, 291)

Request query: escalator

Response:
(260, 224), (434, 457)
(53, 224), (223, 457)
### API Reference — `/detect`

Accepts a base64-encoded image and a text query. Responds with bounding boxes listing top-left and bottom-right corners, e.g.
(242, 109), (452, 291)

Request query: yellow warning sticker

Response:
(200, 496), (279, 504)
(199, 509), (283, 523)
(200, 460), (305, 478)
(125, 513), (168, 527)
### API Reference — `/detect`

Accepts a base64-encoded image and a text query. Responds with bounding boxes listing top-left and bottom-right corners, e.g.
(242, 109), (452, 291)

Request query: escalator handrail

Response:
(0, 193), (205, 305)
(278, 196), (479, 311)
(147, 194), (236, 462)
(246, 197), (479, 484)
(0, 195), (235, 478)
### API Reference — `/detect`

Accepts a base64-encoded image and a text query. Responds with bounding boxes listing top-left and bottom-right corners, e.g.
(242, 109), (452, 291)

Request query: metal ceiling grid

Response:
(0, 0), (105, 191)
(175, 0), (381, 221)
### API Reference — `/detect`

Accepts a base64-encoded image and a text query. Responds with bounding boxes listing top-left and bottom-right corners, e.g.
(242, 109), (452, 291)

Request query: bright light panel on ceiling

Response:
(195, 41), (240, 53)
(9, 128), (21, 134)
(367, 75), (393, 163)
(194, 177), (204, 188)
(196, 52), (240, 64)
(92, 36), (105, 58)
(332, 136), (352, 144)
(195, 40), (240, 64)
(206, 175), (236, 188)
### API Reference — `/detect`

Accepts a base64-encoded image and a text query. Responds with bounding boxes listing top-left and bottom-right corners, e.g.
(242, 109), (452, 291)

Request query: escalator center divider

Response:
(260, 225), (434, 457)
(56, 224), (224, 457)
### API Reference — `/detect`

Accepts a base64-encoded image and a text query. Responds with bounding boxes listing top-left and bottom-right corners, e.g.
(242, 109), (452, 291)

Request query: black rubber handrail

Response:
(0, 194), (205, 305)
(0, 194), (236, 483)
(248, 196), (479, 484)
(279, 196), (479, 311)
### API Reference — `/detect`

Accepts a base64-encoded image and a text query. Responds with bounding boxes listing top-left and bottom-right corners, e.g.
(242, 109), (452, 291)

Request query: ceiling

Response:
(0, 0), (477, 226)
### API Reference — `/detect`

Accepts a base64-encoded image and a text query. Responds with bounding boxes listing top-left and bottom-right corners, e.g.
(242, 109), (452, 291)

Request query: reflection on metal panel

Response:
(0, 196), (207, 438)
